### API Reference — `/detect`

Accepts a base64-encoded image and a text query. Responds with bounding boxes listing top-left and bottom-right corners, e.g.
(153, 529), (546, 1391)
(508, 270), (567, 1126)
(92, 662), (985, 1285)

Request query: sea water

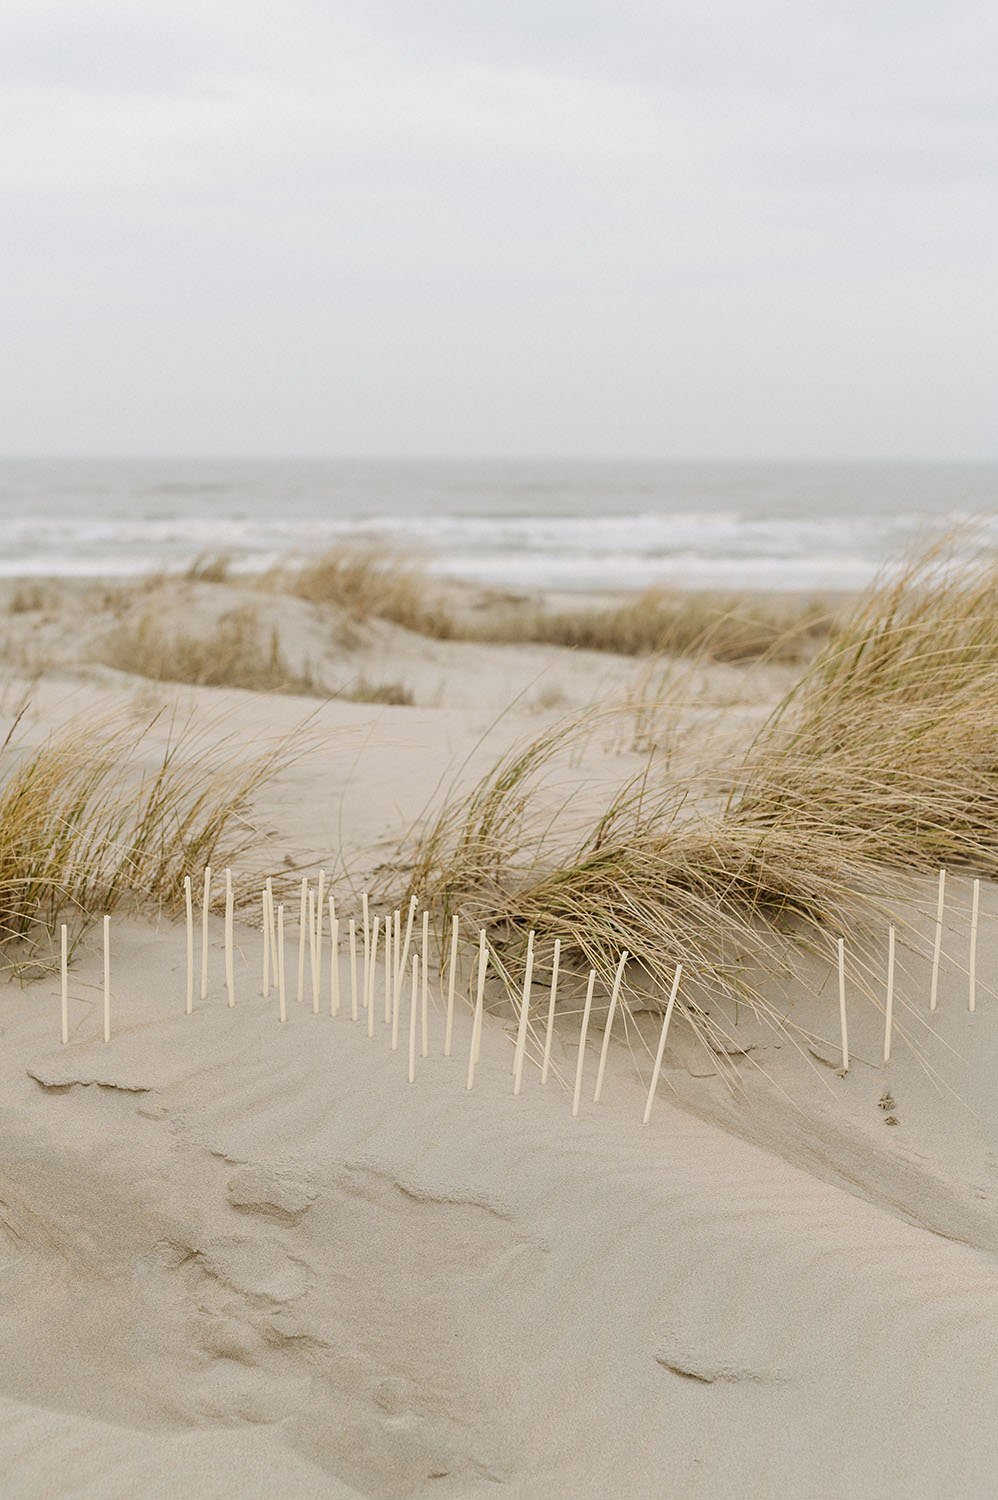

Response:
(0, 458), (994, 591)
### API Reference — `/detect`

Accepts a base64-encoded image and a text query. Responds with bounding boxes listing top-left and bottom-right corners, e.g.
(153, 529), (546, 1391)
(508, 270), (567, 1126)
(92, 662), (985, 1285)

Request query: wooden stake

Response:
(315, 868), (326, 987)
(540, 938), (561, 1085)
(328, 903), (340, 1017)
(200, 865), (211, 1001)
(420, 909), (430, 1057)
(277, 903), (287, 1023)
(308, 889), (318, 1014)
(883, 923), (895, 1064)
(593, 950), (629, 1104)
(60, 923), (69, 1045)
(837, 937), (849, 1072)
(296, 877), (308, 1003)
(409, 953), (419, 1084)
(392, 908), (402, 1029)
(261, 882), (270, 997)
(102, 915), (111, 1043)
(368, 916), (380, 1038)
(571, 970), (597, 1118)
(969, 878), (980, 1013)
(642, 965), (683, 1125)
(265, 877), (276, 995)
(224, 867), (235, 1008)
(383, 911), (393, 1025)
(466, 929), (488, 1091)
(444, 914), (459, 1057)
(349, 918), (358, 1021)
(309, 885), (321, 1013)
(362, 891), (371, 1011)
(512, 929), (535, 1095)
(184, 874), (194, 1015)
(396, 895), (417, 1024)
(929, 867), (945, 1012)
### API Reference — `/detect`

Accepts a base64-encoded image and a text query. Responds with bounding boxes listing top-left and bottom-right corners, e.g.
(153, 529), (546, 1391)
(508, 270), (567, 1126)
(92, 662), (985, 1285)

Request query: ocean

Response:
(0, 458), (994, 592)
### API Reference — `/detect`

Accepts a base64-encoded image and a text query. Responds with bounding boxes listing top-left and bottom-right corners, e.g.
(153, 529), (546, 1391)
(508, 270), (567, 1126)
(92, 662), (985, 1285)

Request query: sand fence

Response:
(52, 865), (990, 1126)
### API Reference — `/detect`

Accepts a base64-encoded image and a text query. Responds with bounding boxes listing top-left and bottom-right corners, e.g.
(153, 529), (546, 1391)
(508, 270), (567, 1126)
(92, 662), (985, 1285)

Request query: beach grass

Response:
(0, 708), (295, 961)
(400, 535), (997, 1037)
(99, 606), (328, 696)
(287, 546), (457, 639)
(466, 588), (834, 663)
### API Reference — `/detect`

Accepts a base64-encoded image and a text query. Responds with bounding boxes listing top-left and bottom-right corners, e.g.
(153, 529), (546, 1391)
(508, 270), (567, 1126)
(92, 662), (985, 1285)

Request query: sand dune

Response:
(1, 577), (996, 1497)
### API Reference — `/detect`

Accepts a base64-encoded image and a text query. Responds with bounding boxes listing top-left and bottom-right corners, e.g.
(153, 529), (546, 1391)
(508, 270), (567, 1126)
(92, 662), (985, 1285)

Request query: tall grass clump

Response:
(399, 535), (997, 1035)
(100, 606), (325, 696)
(290, 547), (455, 639)
(469, 589), (833, 664)
(0, 709), (296, 958)
(729, 540), (998, 874)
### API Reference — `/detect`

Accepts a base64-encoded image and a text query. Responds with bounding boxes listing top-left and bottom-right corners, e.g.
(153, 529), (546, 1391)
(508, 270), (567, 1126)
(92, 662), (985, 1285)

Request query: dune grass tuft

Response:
(100, 606), (327, 696)
(730, 539), (998, 873)
(0, 708), (297, 961)
(400, 535), (998, 1042)
(467, 589), (834, 663)
(289, 547), (456, 639)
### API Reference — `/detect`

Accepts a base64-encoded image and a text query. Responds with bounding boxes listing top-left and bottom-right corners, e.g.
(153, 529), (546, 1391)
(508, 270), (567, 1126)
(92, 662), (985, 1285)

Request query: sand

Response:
(1, 576), (996, 1499)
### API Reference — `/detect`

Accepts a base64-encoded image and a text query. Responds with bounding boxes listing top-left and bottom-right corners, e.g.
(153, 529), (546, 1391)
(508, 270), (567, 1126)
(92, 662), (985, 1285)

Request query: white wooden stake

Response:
(102, 915), (111, 1043)
(328, 904), (340, 1017)
(466, 929), (488, 1091)
(540, 938), (561, 1085)
(277, 903), (287, 1023)
(512, 929), (535, 1095)
(362, 891), (371, 1010)
(308, 889), (318, 1014)
(349, 918), (358, 1021)
(444, 914), (459, 1057)
(391, 926), (401, 1052)
(642, 965), (683, 1125)
(315, 869), (326, 990)
(308, 887), (320, 1013)
(969, 878), (980, 1013)
(269, 886), (278, 988)
(883, 923), (895, 1064)
(296, 877), (308, 1003)
(261, 883), (270, 997)
(396, 895), (417, 1023)
(409, 953), (419, 1084)
(224, 867), (235, 1008)
(383, 912), (393, 1026)
(930, 867), (945, 1011)
(200, 865), (211, 1001)
(837, 937), (849, 1073)
(184, 875), (194, 1015)
(60, 923), (69, 1045)
(368, 916), (380, 1038)
(392, 909), (402, 1028)
(420, 909), (430, 1057)
(571, 970), (597, 1118)
(593, 950), (629, 1104)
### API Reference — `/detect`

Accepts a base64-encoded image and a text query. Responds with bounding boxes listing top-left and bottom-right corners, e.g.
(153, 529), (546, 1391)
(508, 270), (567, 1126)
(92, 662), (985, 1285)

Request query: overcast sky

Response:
(1, 1), (995, 460)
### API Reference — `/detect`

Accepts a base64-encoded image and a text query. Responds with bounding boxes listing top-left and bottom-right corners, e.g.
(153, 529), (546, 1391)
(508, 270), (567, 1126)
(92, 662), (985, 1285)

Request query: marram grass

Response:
(0, 708), (296, 964)
(400, 535), (998, 1048)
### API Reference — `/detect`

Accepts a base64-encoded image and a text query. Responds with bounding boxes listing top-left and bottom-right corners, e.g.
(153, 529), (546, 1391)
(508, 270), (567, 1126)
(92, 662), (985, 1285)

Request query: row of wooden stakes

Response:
(55, 865), (683, 1125)
(55, 865), (982, 1113)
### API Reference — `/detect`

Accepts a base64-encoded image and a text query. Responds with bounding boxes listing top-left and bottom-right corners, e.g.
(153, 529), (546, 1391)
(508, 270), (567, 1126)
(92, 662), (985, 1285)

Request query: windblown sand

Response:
(1, 577), (996, 1499)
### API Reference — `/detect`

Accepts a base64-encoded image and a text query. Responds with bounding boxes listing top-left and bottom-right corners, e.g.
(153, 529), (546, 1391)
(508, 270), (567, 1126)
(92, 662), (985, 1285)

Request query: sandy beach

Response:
(0, 564), (995, 1499)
